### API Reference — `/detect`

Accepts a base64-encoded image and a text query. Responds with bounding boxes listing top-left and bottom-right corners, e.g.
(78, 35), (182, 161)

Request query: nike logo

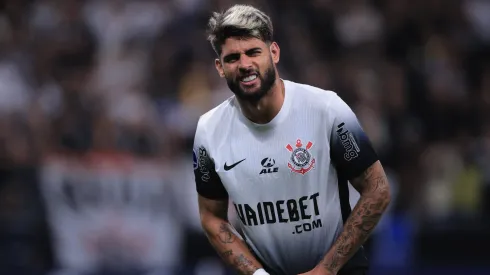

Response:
(224, 159), (246, 171)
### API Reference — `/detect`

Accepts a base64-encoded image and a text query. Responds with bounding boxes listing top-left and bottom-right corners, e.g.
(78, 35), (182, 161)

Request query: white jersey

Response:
(193, 80), (378, 274)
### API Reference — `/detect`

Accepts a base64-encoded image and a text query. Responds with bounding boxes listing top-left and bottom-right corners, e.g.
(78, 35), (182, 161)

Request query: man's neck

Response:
(238, 78), (284, 124)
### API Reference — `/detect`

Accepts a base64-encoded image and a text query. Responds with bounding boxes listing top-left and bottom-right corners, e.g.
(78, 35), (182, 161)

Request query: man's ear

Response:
(270, 42), (280, 64)
(215, 59), (225, 78)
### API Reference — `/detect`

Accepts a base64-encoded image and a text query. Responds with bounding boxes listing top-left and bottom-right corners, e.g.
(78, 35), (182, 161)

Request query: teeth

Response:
(242, 75), (257, 82)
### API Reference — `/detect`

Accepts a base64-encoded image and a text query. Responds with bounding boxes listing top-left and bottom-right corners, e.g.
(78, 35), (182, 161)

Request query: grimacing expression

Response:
(216, 37), (280, 102)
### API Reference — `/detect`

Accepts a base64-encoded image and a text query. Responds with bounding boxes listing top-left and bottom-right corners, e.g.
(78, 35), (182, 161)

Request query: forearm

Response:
(322, 175), (391, 273)
(203, 219), (263, 275)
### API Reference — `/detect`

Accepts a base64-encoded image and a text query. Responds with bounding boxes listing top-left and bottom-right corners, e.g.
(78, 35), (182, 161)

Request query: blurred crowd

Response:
(0, 0), (489, 274)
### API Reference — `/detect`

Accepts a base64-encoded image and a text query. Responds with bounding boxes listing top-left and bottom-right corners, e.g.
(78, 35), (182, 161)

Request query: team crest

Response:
(285, 139), (315, 175)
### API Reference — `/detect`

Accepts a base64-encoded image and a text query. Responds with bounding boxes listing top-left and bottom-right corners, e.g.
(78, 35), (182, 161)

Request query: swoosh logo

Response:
(224, 159), (246, 171)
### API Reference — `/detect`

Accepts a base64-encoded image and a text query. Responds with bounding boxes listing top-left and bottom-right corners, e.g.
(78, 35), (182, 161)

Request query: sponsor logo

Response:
(233, 192), (322, 235)
(198, 146), (210, 182)
(224, 159), (246, 171)
(259, 157), (278, 174)
(336, 122), (360, 161)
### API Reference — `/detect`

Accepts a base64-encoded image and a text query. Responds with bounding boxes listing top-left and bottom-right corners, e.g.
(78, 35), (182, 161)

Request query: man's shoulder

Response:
(196, 96), (236, 134)
(285, 80), (340, 108)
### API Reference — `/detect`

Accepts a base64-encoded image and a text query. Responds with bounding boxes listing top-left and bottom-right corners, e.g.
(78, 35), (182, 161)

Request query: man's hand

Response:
(297, 265), (335, 275)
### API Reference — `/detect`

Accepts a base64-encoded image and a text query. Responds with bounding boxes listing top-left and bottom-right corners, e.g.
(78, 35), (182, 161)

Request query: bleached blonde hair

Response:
(207, 5), (273, 56)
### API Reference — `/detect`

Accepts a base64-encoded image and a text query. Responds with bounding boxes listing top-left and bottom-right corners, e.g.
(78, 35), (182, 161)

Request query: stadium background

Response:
(0, 0), (489, 274)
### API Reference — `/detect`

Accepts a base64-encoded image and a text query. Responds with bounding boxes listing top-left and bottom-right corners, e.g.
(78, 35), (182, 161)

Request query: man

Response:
(192, 4), (391, 275)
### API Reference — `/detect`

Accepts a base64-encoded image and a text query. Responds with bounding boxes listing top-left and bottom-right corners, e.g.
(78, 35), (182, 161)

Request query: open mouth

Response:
(240, 73), (258, 84)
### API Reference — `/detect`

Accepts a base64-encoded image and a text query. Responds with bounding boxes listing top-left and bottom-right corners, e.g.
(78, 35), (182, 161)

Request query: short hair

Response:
(207, 5), (273, 56)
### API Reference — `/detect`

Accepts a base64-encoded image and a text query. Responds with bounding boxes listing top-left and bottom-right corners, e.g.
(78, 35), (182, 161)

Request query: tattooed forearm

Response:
(233, 254), (261, 275)
(209, 222), (262, 274)
(322, 162), (391, 273)
(217, 222), (236, 244)
(199, 196), (262, 274)
(324, 195), (387, 271)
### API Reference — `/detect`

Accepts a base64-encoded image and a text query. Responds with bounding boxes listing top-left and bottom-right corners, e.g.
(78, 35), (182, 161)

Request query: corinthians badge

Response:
(285, 139), (315, 175)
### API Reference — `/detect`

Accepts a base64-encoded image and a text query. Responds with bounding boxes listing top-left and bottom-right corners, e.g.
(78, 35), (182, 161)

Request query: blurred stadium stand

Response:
(0, 0), (489, 274)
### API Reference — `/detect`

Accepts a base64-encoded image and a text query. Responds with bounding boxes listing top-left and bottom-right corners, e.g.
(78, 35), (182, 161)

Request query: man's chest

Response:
(211, 127), (330, 197)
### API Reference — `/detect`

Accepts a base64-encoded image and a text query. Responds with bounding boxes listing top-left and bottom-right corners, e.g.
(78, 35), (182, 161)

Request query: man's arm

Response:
(199, 194), (264, 275)
(193, 123), (265, 275)
(321, 161), (391, 274)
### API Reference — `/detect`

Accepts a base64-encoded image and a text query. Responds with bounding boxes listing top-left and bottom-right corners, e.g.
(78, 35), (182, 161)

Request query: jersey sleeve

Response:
(193, 122), (228, 200)
(329, 94), (379, 180)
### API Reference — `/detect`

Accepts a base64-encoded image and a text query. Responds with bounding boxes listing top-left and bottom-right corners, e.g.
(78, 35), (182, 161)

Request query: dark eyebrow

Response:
(223, 48), (262, 62)
(245, 47), (262, 54)
(223, 53), (240, 62)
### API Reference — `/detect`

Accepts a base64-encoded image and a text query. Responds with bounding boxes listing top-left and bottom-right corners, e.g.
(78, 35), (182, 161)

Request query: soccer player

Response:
(192, 5), (391, 275)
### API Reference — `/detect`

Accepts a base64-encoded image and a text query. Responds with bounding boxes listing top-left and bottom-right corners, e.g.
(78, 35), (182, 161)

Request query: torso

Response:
(202, 80), (349, 274)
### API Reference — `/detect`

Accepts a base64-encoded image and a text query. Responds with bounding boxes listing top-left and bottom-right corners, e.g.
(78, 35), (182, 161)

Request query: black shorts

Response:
(259, 261), (368, 275)
(250, 244), (369, 275)
(339, 267), (369, 275)
(262, 267), (368, 275)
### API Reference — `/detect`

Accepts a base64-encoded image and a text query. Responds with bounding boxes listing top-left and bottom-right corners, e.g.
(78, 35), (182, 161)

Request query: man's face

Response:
(215, 37), (280, 102)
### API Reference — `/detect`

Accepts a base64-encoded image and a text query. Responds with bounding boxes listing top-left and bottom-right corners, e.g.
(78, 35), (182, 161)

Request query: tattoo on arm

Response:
(233, 254), (260, 275)
(220, 250), (233, 258)
(217, 222), (236, 244)
(215, 223), (260, 274)
(200, 197), (262, 274)
(323, 162), (391, 273)
(218, 248), (260, 275)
